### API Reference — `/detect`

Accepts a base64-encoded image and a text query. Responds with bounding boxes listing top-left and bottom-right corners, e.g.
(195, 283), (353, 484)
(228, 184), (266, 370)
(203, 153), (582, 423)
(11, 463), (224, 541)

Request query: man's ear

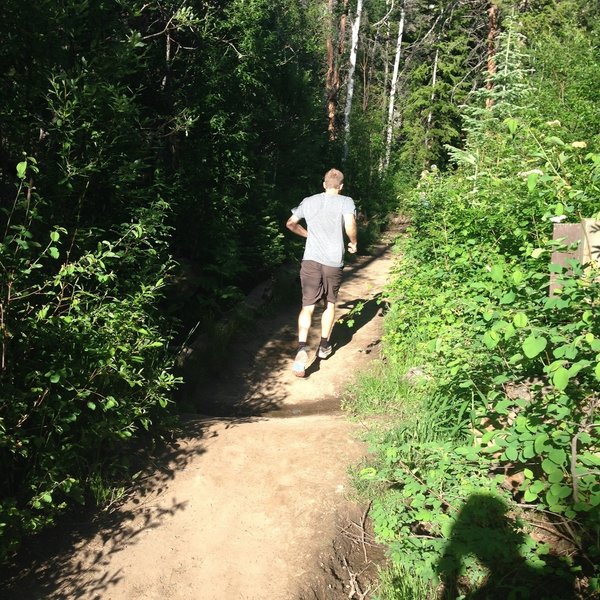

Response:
(323, 181), (327, 190)
(339, 183), (344, 191)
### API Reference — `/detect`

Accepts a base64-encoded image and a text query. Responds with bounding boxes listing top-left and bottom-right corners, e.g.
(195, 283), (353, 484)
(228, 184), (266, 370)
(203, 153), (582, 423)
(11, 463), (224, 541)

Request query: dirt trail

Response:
(3, 231), (398, 600)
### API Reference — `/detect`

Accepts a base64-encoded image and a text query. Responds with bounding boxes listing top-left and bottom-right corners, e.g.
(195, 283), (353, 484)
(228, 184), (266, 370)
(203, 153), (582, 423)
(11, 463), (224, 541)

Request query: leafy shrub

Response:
(356, 14), (600, 596)
(0, 161), (178, 559)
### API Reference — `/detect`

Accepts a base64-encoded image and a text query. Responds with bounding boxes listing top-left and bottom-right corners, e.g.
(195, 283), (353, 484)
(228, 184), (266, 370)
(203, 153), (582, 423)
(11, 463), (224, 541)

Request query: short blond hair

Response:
(323, 168), (344, 189)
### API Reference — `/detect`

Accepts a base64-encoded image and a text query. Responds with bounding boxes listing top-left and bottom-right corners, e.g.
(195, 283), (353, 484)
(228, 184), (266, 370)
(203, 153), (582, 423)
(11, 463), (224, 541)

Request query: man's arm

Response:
(343, 213), (358, 254)
(286, 214), (308, 239)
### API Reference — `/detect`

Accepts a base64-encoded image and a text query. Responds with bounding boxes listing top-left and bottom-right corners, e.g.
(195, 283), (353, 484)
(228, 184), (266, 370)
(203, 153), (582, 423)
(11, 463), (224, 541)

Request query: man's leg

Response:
(294, 260), (322, 377)
(293, 304), (314, 377)
(298, 304), (315, 343)
(320, 302), (336, 342)
(318, 265), (343, 359)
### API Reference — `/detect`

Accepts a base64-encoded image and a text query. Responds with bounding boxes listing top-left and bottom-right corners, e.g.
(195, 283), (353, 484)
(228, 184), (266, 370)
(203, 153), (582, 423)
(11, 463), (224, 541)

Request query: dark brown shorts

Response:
(300, 260), (343, 307)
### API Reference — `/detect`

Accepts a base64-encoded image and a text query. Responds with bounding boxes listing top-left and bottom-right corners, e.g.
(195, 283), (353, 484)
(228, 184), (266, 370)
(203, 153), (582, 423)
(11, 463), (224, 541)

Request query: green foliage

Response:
(354, 11), (600, 596)
(0, 164), (178, 558)
(0, 0), (331, 559)
(375, 562), (435, 600)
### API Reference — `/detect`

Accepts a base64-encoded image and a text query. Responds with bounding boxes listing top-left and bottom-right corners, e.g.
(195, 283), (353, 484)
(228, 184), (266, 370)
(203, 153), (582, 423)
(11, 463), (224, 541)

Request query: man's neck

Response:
(324, 188), (340, 195)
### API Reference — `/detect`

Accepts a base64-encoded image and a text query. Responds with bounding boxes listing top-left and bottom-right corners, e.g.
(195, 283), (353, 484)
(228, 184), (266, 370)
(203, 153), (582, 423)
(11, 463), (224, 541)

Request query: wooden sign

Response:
(550, 219), (600, 295)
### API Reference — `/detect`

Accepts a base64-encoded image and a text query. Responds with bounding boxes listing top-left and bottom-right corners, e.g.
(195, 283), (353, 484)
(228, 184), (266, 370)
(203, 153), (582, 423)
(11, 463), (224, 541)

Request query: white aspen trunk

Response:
(426, 47), (439, 129)
(342, 0), (364, 161)
(381, 0), (392, 115)
(161, 31), (172, 91)
(383, 5), (405, 170)
(424, 47), (439, 161)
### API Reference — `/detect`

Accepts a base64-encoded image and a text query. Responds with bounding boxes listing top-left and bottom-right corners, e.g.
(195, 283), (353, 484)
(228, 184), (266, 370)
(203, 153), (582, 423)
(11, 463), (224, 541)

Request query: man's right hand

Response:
(347, 241), (357, 254)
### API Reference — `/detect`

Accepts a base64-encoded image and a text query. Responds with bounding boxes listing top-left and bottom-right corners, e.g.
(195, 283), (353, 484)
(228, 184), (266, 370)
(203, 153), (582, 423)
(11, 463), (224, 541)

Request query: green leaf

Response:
(87, 401), (96, 411)
(41, 493), (53, 503)
(483, 330), (500, 349)
(548, 469), (564, 484)
(512, 269), (525, 285)
(550, 483), (571, 499)
(16, 161), (27, 179)
(48, 247), (60, 259)
(49, 373), (60, 383)
(500, 291), (516, 305)
(595, 362), (600, 381)
(523, 443), (535, 459)
(534, 433), (550, 454)
(504, 117), (519, 135)
(568, 360), (590, 376)
(522, 335), (547, 359)
(513, 312), (528, 328)
(505, 446), (519, 461)
(530, 480), (545, 494)
(527, 172), (539, 192)
(548, 448), (567, 466)
(552, 367), (570, 390)
(490, 263), (504, 282)
(531, 248), (544, 259)
(542, 458), (559, 475)
(359, 467), (377, 480)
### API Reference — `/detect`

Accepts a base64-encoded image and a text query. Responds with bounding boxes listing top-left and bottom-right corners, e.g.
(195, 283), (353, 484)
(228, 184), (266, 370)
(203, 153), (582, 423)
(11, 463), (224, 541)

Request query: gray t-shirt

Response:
(292, 192), (356, 268)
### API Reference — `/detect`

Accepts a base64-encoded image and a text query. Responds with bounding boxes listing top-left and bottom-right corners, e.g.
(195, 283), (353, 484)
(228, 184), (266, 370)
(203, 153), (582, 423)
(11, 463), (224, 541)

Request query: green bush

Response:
(0, 161), (178, 559)
(355, 13), (600, 596)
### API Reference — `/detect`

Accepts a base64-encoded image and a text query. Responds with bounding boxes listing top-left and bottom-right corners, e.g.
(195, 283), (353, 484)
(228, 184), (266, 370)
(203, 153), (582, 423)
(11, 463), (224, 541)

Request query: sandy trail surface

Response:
(2, 234), (397, 600)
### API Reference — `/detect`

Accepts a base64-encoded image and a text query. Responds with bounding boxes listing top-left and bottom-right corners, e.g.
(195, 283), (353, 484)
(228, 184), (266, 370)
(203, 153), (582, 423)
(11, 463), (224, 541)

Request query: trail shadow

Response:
(192, 242), (394, 417)
(331, 293), (387, 353)
(0, 417), (242, 600)
(436, 494), (575, 600)
(303, 293), (386, 378)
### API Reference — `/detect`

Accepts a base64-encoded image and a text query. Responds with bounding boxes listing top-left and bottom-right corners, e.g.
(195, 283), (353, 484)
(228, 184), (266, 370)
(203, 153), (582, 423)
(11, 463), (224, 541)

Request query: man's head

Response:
(323, 168), (344, 191)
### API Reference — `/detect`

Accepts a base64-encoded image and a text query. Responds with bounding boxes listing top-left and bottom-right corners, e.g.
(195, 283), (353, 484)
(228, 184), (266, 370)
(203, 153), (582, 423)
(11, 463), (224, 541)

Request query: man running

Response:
(286, 168), (358, 377)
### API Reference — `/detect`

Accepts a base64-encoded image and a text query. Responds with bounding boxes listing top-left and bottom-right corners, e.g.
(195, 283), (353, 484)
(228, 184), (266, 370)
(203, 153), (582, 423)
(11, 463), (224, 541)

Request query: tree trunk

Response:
(343, 0), (364, 161)
(381, 0), (392, 124)
(326, 0), (338, 140)
(485, 2), (498, 109)
(424, 47), (439, 154)
(326, 0), (349, 141)
(383, 4), (405, 170)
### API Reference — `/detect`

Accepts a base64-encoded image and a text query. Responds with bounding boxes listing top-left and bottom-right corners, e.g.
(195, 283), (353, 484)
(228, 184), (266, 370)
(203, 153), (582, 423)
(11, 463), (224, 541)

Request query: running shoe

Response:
(292, 348), (309, 377)
(318, 345), (333, 359)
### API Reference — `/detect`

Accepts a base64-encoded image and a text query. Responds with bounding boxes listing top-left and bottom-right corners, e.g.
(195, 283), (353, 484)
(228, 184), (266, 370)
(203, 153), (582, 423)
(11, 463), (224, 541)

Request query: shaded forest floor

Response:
(1, 224), (405, 600)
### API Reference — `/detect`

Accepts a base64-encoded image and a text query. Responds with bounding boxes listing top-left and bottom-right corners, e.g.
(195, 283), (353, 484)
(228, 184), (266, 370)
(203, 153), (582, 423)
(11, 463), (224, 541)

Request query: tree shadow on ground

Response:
(436, 494), (575, 600)
(0, 416), (251, 600)
(332, 293), (387, 352)
(193, 242), (393, 417)
(303, 292), (387, 378)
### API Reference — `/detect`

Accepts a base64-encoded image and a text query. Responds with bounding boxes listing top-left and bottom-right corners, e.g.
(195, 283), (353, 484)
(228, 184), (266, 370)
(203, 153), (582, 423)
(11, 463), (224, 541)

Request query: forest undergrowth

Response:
(345, 9), (600, 600)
